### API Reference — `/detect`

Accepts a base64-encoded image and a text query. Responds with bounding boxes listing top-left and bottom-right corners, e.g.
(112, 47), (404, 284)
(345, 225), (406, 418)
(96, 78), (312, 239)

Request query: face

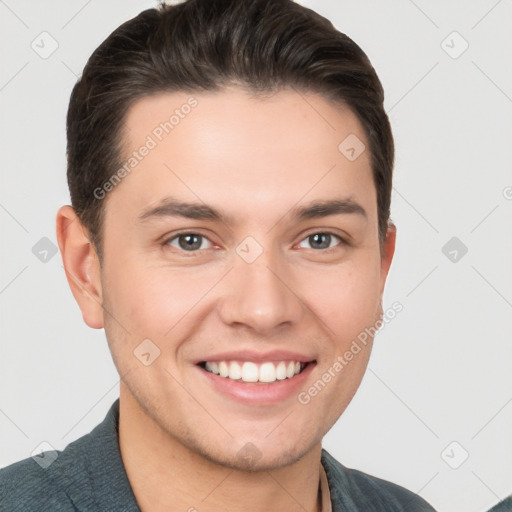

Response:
(81, 87), (394, 470)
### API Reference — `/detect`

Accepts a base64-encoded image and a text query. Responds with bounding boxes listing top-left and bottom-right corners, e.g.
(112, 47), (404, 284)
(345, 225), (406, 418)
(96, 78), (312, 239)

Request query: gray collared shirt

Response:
(0, 399), (435, 511)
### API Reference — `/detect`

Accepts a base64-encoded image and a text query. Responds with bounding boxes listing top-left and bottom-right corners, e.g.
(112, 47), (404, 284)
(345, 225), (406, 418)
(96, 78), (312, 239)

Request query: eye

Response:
(166, 233), (213, 252)
(297, 232), (343, 251)
(163, 231), (344, 254)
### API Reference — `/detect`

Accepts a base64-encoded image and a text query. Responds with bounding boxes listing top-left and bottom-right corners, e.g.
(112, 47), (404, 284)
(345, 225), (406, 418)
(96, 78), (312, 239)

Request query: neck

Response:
(118, 385), (323, 512)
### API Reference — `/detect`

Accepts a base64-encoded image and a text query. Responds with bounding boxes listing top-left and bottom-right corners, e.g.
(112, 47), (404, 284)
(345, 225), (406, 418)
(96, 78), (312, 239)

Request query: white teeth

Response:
(241, 362), (259, 382)
(259, 362), (276, 383)
(228, 361), (242, 380)
(205, 361), (220, 374)
(203, 360), (305, 383)
(219, 361), (229, 378)
(276, 361), (287, 380)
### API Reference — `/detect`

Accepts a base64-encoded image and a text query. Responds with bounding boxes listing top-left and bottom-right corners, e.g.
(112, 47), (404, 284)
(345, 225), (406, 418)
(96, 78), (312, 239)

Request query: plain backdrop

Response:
(1, 1), (511, 511)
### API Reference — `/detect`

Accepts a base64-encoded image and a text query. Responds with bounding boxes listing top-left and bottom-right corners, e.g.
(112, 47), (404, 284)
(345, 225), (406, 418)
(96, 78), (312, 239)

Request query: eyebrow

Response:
(138, 196), (367, 224)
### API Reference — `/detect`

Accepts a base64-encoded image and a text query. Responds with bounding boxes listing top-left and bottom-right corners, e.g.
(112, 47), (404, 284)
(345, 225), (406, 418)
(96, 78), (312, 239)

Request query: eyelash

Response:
(162, 230), (346, 255)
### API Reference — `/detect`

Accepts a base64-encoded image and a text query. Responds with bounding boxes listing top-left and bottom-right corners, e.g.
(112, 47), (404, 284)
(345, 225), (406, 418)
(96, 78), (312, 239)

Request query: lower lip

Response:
(196, 363), (316, 405)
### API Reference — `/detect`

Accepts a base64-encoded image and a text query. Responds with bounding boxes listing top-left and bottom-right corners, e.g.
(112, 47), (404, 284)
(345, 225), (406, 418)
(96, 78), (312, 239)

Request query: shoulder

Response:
(0, 399), (139, 512)
(487, 496), (512, 511)
(0, 451), (76, 512)
(321, 449), (436, 511)
(0, 406), (109, 511)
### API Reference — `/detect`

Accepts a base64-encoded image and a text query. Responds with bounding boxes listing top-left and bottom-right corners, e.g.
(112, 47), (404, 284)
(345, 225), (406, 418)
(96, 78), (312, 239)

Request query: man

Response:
(0, 0), (435, 510)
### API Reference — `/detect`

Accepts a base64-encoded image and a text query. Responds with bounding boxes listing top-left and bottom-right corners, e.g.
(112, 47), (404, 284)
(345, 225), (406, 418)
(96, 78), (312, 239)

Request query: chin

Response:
(192, 437), (316, 472)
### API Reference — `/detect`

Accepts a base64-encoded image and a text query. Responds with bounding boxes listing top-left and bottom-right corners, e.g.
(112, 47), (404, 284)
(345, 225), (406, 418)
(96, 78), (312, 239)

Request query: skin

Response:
(56, 87), (396, 512)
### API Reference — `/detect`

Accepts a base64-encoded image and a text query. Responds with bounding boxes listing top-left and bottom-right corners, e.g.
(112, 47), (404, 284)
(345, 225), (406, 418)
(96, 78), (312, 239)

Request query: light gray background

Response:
(1, 1), (511, 511)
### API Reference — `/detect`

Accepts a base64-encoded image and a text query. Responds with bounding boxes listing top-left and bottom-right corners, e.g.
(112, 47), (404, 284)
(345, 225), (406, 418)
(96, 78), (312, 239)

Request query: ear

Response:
(379, 222), (397, 295)
(56, 205), (104, 329)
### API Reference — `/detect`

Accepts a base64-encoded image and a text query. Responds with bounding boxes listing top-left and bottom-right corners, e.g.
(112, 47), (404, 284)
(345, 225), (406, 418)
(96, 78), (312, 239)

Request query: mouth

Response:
(198, 359), (312, 384)
(193, 350), (317, 404)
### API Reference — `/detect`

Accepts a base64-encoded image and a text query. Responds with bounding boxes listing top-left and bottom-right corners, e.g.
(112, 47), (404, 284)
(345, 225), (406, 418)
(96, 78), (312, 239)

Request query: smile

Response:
(200, 360), (307, 383)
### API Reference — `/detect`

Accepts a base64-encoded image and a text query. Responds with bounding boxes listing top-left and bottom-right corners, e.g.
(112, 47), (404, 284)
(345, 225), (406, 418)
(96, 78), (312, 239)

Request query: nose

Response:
(217, 250), (304, 335)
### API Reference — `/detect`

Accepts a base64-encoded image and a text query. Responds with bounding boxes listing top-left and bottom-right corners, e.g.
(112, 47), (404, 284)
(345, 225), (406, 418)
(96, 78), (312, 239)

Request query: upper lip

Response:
(194, 349), (316, 364)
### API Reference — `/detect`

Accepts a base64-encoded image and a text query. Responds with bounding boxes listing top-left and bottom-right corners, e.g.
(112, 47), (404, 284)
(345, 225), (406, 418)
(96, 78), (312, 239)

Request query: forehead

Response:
(123, 86), (367, 157)
(108, 87), (376, 225)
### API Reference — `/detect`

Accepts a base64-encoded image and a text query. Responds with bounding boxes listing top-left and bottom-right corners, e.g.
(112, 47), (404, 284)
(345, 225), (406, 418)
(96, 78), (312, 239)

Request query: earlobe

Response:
(379, 222), (397, 294)
(56, 205), (105, 329)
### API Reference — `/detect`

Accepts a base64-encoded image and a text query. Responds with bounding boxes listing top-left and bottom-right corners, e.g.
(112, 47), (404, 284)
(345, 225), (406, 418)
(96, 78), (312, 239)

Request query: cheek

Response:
(103, 256), (221, 339)
(303, 255), (382, 340)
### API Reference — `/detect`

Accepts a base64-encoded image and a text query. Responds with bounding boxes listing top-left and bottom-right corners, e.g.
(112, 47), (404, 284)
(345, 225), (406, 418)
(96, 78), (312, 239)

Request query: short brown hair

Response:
(66, 0), (393, 261)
